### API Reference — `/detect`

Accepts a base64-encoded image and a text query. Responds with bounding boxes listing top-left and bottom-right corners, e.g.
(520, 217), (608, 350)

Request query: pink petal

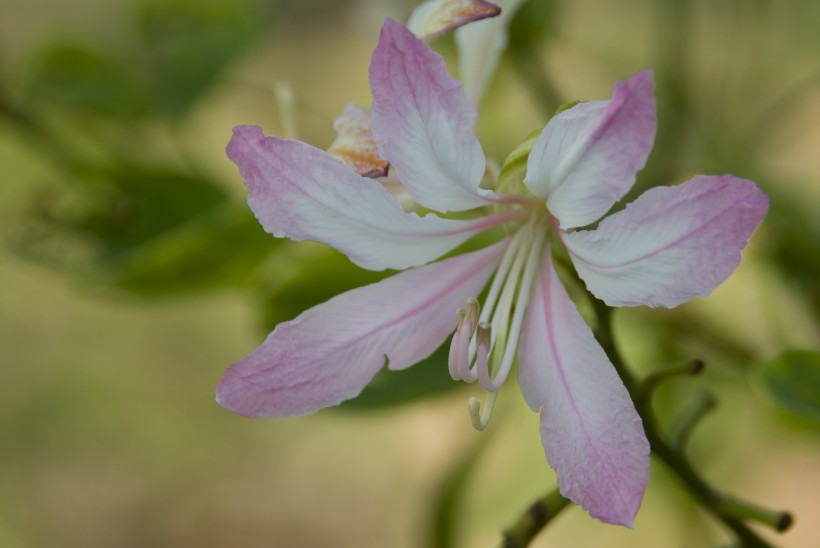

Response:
(216, 241), (507, 418)
(370, 18), (496, 213)
(518, 246), (649, 527)
(228, 125), (517, 271)
(563, 175), (769, 308)
(408, 0), (501, 40)
(455, 0), (526, 105)
(524, 70), (656, 229)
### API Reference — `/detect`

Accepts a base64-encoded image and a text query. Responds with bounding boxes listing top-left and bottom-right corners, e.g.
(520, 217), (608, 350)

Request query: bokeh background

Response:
(1, 0), (819, 546)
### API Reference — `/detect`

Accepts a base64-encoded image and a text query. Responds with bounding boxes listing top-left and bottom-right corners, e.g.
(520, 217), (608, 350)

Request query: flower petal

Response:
(216, 241), (507, 418)
(370, 18), (497, 213)
(327, 103), (389, 178)
(524, 70), (656, 229)
(408, 0), (501, 40)
(518, 246), (649, 526)
(455, 0), (526, 106)
(228, 125), (517, 271)
(563, 175), (769, 308)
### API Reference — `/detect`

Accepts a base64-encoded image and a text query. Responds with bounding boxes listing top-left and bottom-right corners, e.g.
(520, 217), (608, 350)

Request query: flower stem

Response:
(501, 488), (570, 548)
(593, 301), (790, 548)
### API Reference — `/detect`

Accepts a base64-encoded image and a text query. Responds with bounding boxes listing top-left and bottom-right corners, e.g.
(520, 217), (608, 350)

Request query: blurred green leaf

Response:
(108, 201), (274, 295)
(761, 185), (820, 319)
(761, 349), (820, 424)
(429, 435), (490, 548)
(24, 41), (150, 117)
(137, 0), (265, 114)
(70, 164), (227, 254)
(340, 344), (465, 409)
(261, 248), (391, 330)
(508, 0), (561, 51)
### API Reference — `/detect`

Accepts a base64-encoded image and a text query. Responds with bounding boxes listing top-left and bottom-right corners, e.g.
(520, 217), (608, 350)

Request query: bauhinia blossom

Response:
(217, 18), (768, 527)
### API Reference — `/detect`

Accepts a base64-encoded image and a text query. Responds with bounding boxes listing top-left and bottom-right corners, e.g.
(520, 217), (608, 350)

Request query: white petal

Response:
(518, 246), (649, 526)
(524, 70), (656, 229)
(228, 125), (516, 271)
(370, 19), (498, 213)
(563, 175), (769, 307)
(216, 241), (506, 417)
(408, 0), (501, 40)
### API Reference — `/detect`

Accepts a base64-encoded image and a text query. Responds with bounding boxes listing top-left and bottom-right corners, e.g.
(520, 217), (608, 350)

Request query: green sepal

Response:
(555, 100), (580, 115)
(496, 128), (542, 193)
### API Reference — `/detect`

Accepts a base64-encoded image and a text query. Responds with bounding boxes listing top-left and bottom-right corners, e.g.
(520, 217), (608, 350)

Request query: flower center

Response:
(448, 216), (548, 430)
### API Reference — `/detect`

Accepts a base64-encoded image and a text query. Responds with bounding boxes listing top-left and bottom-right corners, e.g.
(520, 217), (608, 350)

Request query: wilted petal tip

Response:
(408, 0), (501, 40)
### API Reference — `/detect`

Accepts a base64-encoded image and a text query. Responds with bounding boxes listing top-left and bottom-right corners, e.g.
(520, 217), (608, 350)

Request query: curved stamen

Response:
(480, 224), (547, 391)
(448, 308), (467, 380)
(448, 298), (480, 382)
(469, 227), (528, 365)
(468, 391), (498, 431)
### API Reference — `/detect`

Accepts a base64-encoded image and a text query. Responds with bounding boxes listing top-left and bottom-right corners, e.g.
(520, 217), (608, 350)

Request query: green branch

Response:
(595, 301), (791, 548)
(501, 488), (570, 548)
(500, 300), (792, 547)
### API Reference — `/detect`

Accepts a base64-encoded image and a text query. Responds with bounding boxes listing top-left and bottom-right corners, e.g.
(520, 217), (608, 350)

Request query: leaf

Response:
(429, 435), (491, 548)
(761, 349), (820, 424)
(24, 41), (150, 117)
(70, 164), (227, 254)
(508, 0), (562, 52)
(137, 0), (265, 114)
(107, 201), (275, 296)
(261, 247), (391, 330)
(339, 344), (465, 409)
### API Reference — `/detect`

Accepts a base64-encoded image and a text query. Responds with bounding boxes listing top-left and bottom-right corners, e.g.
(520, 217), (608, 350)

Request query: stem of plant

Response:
(501, 488), (570, 548)
(593, 301), (790, 548)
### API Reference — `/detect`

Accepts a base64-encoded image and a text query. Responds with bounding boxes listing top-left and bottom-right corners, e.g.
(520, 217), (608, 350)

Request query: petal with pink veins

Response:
(370, 18), (498, 213)
(563, 175), (769, 308)
(524, 70), (656, 229)
(408, 0), (501, 40)
(327, 103), (389, 178)
(518, 245), (649, 526)
(216, 241), (507, 418)
(228, 125), (518, 271)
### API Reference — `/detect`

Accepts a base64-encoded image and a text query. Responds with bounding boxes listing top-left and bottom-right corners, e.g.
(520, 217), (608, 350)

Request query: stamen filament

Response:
(469, 227), (530, 365)
(478, 228), (527, 325)
(448, 298), (480, 382)
(448, 308), (467, 380)
(468, 391), (498, 431)
(481, 225), (547, 391)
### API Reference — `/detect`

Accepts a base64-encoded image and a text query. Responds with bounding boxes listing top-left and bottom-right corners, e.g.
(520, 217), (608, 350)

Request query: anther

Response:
(448, 298), (481, 382)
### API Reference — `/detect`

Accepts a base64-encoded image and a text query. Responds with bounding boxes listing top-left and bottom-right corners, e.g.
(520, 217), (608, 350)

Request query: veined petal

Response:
(524, 70), (656, 229)
(228, 125), (517, 271)
(408, 0), (501, 40)
(216, 241), (507, 418)
(563, 175), (769, 308)
(328, 103), (389, 178)
(370, 18), (497, 213)
(518, 246), (649, 527)
(455, 0), (526, 106)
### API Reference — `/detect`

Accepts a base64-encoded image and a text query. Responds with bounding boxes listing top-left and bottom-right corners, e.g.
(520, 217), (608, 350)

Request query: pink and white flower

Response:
(217, 18), (768, 527)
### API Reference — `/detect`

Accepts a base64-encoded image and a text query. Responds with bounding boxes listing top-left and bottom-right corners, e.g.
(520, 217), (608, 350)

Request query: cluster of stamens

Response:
(448, 219), (548, 430)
